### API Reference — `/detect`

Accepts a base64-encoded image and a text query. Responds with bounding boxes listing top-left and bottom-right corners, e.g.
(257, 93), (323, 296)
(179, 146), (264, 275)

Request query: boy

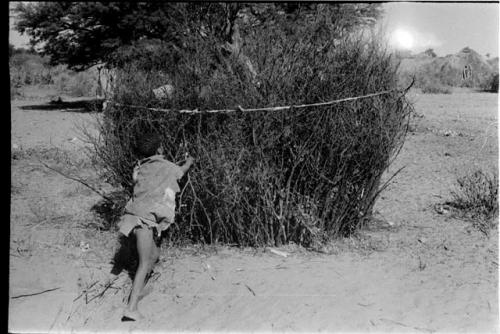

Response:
(119, 133), (194, 321)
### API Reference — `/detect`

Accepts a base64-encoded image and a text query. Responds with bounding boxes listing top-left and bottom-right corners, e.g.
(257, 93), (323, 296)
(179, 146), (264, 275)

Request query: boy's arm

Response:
(132, 163), (141, 183)
(179, 156), (194, 175)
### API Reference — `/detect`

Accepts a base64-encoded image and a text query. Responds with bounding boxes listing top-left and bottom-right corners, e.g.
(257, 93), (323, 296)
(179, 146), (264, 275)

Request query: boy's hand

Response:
(184, 153), (194, 163)
(180, 153), (194, 174)
(156, 221), (174, 236)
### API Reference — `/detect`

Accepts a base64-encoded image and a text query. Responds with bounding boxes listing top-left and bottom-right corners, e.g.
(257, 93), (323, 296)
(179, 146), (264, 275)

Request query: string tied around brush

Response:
(102, 79), (415, 114)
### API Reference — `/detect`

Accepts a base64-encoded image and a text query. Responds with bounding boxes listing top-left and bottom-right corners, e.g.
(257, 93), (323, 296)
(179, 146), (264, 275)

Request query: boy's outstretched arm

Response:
(179, 155), (194, 175)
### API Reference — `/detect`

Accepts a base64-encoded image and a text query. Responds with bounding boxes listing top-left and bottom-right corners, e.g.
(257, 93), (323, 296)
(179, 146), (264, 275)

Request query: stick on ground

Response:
(38, 158), (113, 202)
(244, 284), (256, 296)
(11, 287), (61, 299)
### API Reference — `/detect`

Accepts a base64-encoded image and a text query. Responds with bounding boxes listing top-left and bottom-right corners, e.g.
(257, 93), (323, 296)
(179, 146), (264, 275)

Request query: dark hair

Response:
(134, 132), (162, 158)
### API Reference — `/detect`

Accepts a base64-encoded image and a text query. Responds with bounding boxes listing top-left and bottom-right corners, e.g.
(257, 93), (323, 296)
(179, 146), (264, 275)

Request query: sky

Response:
(9, 2), (500, 58)
(381, 2), (499, 57)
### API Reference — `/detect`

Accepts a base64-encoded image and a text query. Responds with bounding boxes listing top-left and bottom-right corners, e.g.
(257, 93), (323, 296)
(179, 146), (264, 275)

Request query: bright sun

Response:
(392, 29), (414, 50)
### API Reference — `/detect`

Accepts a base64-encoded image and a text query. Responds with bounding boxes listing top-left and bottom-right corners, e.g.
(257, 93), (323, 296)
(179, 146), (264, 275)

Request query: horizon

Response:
(393, 47), (499, 59)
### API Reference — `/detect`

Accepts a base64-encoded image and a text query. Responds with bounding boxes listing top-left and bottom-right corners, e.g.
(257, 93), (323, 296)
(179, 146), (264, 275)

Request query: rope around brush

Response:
(108, 89), (393, 113)
(104, 80), (414, 114)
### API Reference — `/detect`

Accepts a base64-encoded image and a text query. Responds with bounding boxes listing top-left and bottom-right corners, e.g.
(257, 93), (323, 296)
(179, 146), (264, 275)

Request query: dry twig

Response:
(244, 284), (256, 296)
(73, 280), (99, 302)
(38, 158), (113, 202)
(86, 276), (120, 304)
(11, 287), (61, 299)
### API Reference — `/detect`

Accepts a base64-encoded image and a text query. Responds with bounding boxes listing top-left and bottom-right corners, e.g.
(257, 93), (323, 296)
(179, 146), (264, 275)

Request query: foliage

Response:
(447, 169), (498, 235)
(398, 67), (452, 95)
(9, 50), (52, 87)
(9, 46), (98, 99)
(87, 19), (412, 247)
(420, 81), (452, 94)
(14, 2), (381, 71)
(9, 43), (35, 57)
(423, 49), (437, 58)
(52, 68), (98, 97)
(13, 2), (250, 70)
(479, 73), (499, 93)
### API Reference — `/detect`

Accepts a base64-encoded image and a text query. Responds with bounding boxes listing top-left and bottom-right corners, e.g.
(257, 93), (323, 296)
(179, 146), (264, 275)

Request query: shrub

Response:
(479, 73), (499, 93)
(68, 71), (97, 97)
(9, 52), (52, 87)
(52, 71), (71, 93)
(10, 51), (98, 98)
(399, 66), (452, 94)
(52, 68), (98, 97)
(91, 25), (413, 246)
(447, 169), (498, 235)
(420, 79), (452, 94)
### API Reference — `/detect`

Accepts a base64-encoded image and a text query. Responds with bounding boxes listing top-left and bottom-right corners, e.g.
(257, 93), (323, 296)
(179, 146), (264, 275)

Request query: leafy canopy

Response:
(14, 2), (382, 71)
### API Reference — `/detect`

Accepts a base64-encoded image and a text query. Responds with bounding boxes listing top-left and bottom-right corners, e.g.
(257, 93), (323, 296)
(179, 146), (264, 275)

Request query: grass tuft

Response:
(446, 169), (498, 235)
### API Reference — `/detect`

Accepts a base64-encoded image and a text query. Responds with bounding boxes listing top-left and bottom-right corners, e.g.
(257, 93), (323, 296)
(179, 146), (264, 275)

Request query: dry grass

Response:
(446, 169), (498, 235)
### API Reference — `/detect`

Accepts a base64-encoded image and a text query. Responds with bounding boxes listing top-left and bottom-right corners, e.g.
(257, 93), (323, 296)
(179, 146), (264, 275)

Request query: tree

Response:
(8, 43), (36, 58)
(423, 48), (437, 58)
(15, 2), (382, 71)
(14, 3), (222, 70)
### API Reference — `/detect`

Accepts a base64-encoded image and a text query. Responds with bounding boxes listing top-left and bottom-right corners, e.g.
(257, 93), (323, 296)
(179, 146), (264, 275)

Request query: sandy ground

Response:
(9, 89), (499, 333)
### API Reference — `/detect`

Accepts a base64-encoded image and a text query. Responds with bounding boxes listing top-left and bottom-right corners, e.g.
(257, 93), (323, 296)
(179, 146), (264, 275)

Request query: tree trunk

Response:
(221, 9), (258, 83)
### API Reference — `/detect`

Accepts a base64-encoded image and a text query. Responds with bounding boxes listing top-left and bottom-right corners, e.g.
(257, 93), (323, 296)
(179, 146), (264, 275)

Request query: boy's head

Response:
(135, 132), (163, 158)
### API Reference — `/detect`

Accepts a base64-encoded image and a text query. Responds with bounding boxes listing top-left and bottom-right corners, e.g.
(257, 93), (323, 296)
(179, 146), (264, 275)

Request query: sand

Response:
(10, 89), (498, 333)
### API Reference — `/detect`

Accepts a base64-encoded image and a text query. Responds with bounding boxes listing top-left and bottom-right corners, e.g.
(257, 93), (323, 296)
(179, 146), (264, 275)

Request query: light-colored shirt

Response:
(125, 155), (184, 224)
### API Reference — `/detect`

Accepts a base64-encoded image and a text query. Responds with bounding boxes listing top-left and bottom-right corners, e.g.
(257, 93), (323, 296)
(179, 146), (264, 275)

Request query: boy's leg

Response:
(138, 240), (160, 300)
(123, 226), (157, 321)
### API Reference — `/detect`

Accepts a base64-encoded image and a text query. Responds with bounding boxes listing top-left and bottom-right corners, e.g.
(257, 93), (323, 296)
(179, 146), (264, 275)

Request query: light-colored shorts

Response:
(118, 208), (175, 237)
(118, 214), (147, 237)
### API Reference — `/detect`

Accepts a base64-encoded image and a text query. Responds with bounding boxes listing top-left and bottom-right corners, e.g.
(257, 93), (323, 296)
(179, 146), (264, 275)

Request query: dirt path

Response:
(9, 91), (498, 332)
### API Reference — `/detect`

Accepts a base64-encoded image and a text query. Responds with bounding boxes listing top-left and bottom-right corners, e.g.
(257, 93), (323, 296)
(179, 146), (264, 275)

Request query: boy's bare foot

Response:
(121, 309), (144, 322)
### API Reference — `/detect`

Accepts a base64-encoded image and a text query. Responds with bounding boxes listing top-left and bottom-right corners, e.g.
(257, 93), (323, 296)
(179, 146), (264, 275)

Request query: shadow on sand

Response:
(20, 98), (105, 113)
(111, 234), (139, 280)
